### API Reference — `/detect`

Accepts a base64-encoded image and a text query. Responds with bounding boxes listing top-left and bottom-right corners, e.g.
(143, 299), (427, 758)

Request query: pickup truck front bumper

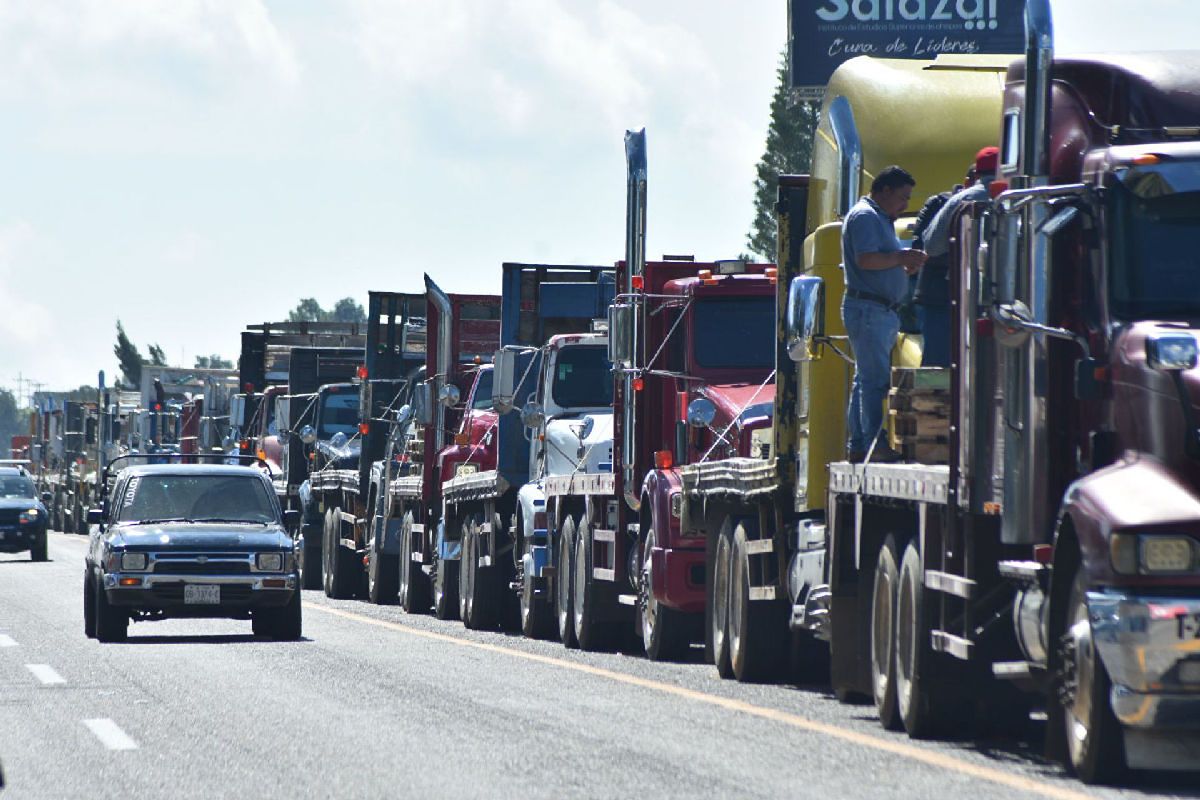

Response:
(104, 572), (297, 617)
(1089, 590), (1200, 771)
(0, 525), (40, 553)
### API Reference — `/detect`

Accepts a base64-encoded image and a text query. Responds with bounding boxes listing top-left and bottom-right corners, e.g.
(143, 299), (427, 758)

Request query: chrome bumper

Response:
(104, 572), (297, 591)
(1088, 590), (1200, 771)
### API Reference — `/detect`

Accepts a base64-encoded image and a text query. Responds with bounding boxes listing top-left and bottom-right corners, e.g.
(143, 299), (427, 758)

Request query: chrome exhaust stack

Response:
(622, 128), (647, 512)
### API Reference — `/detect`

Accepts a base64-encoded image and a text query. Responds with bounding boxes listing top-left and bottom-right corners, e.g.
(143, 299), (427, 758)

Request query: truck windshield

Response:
(116, 474), (277, 523)
(319, 391), (360, 438)
(552, 346), (613, 409)
(471, 368), (494, 410)
(693, 296), (774, 369)
(1110, 162), (1200, 320)
(0, 476), (35, 498)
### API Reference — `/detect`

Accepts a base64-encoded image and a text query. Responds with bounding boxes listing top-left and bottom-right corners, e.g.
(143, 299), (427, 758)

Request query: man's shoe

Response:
(866, 443), (904, 464)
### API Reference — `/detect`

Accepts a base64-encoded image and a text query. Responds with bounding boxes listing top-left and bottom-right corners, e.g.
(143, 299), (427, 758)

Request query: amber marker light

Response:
(359, 422), (370, 435)
(631, 275), (644, 291)
(632, 377), (645, 392)
(1133, 154), (1161, 166)
(357, 365), (369, 380)
(118, 577), (142, 587)
(654, 450), (674, 469)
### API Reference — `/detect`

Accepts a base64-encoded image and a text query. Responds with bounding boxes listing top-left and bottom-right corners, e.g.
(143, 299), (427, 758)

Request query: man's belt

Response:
(846, 287), (903, 313)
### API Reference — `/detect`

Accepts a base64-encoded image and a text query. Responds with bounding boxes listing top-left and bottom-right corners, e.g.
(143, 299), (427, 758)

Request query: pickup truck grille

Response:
(0, 509), (21, 526)
(155, 562), (251, 575)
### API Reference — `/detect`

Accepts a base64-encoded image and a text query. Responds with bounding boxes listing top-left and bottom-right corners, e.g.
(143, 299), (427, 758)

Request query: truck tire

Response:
(895, 542), (958, 738)
(729, 522), (785, 682)
(31, 529), (48, 562)
(367, 508), (398, 604)
(62, 501), (74, 534)
(460, 518), (499, 630)
(300, 521), (323, 590)
(1060, 566), (1125, 784)
(641, 526), (688, 661)
(871, 535), (902, 730)
(94, 577), (128, 643)
(519, 522), (553, 639)
(557, 517), (577, 648)
(433, 531), (460, 621)
(710, 518), (734, 678)
(400, 513), (431, 614)
(73, 501), (85, 535)
(83, 570), (97, 639)
(324, 507), (356, 600)
(322, 508), (336, 597)
(573, 518), (615, 651)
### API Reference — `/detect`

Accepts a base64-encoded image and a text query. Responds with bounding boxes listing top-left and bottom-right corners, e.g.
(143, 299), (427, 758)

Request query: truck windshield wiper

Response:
(130, 518), (194, 525)
(191, 518), (271, 525)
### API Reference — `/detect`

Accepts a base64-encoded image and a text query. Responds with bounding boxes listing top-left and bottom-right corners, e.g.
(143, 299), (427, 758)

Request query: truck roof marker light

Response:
(243, 382), (255, 393)
(764, 266), (778, 285)
(473, 355), (483, 365)
(632, 377), (645, 392)
(238, 439), (250, 452)
(631, 275), (644, 291)
(697, 269), (718, 286)
(357, 365), (369, 380)
(654, 449), (674, 469)
(257, 449), (267, 461)
(1032, 544), (1053, 565)
(1133, 154), (1162, 166)
(983, 501), (1002, 515)
(359, 422), (370, 436)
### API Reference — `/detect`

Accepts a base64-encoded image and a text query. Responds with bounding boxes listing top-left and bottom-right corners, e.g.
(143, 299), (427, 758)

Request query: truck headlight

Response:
(18, 509), (39, 525)
(1111, 532), (1197, 574)
(120, 552), (148, 571)
(256, 552), (284, 572)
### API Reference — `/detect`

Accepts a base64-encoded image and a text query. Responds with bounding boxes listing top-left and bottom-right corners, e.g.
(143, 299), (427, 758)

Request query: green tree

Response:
(330, 297), (366, 323)
(0, 389), (21, 452)
(287, 298), (326, 322)
(286, 297), (366, 323)
(114, 320), (144, 389)
(746, 49), (821, 262)
(147, 343), (168, 366)
(195, 355), (233, 369)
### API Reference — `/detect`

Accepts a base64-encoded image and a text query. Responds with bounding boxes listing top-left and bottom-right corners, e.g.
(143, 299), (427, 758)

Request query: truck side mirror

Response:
(438, 383), (461, 408)
(492, 348), (518, 413)
(687, 398), (716, 428)
(299, 425), (318, 446)
(390, 404), (414, 443)
(413, 382), (433, 427)
(520, 401), (545, 430)
(786, 276), (826, 362)
(607, 302), (635, 368)
(229, 395), (246, 428)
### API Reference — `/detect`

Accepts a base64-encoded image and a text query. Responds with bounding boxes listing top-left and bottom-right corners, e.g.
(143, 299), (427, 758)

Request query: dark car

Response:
(0, 466), (49, 561)
(83, 464), (302, 643)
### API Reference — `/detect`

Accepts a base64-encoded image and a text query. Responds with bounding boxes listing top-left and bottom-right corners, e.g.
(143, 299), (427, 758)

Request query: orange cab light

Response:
(988, 180), (1009, 199)
(256, 449), (267, 462)
(631, 275), (645, 291)
(357, 365), (369, 380)
(359, 422), (370, 435)
(764, 267), (778, 278)
(118, 577), (142, 587)
(238, 439), (250, 452)
(1093, 365), (1111, 383)
(654, 450), (674, 470)
(243, 382), (255, 393)
(1133, 154), (1161, 166)
(454, 432), (470, 446)
(632, 377), (645, 392)
(698, 269), (718, 286)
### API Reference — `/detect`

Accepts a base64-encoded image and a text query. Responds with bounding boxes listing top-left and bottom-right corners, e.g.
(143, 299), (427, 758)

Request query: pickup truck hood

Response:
(0, 497), (45, 513)
(544, 412), (614, 476)
(109, 522), (291, 551)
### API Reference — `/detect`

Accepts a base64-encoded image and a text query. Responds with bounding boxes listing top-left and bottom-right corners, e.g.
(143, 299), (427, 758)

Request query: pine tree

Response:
(147, 344), (168, 366)
(746, 49), (821, 262)
(113, 320), (144, 389)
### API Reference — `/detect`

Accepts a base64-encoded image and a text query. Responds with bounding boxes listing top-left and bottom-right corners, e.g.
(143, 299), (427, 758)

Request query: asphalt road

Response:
(2, 532), (1198, 799)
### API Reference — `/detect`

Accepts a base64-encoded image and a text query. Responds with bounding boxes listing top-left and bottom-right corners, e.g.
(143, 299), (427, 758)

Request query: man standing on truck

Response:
(916, 146), (999, 367)
(841, 165), (927, 463)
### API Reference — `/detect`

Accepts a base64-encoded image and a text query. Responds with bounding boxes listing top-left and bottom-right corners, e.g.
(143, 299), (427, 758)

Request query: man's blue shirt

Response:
(841, 196), (907, 304)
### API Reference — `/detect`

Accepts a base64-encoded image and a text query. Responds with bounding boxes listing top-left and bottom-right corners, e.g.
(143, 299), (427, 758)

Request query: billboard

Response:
(789, 0), (1027, 99)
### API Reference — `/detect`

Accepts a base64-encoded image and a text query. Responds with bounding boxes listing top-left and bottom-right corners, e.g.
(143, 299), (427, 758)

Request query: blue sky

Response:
(0, 0), (1196, 398)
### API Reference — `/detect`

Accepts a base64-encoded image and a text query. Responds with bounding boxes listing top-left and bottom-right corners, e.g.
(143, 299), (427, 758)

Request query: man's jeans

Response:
(842, 296), (900, 453)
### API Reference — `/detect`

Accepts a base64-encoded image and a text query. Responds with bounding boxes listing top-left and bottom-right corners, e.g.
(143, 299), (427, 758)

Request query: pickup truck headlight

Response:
(256, 552), (284, 572)
(1111, 533), (1198, 574)
(120, 552), (148, 571)
(18, 509), (39, 525)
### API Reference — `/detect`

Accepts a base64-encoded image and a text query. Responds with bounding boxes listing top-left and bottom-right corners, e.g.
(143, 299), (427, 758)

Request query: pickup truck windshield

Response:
(0, 476), (35, 498)
(552, 345), (613, 409)
(1110, 162), (1200, 320)
(693, 296), (774, 369)
(117, 474), (277, 523)
(318, 391), (360, 438)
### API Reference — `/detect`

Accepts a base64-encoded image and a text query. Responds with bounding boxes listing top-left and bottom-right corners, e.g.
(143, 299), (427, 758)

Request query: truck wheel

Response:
(641, 527), (688, 661)
(321, 508), (335, 597)
(520, 532), (553, 640)
(94, 577), (128, 643)
(557, 517), (577, 648)
(461, 518), (499, 630)
(73, 501), (85, 535)
(367, 510), (398, 605)
(31, 529), (48, 562)
(573, 519), (614, 651)
(325, 508), (354, 599)
(83, 570), (97, 639)
(62, 502), (74, 534)
(300, 521), (323, 590)
(710, 518), (734, 678)
(433, 532), (460, 621)
(729, 522), (785, 682)
(871, 535), (902, 730)
(1060, 567), (1125, 784)
(895, 542), (957, 738)
(399, 513), (431, 614)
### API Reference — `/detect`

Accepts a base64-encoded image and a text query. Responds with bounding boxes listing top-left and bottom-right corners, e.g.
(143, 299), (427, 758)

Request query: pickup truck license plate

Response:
(1178, 612), (1200, 640)
(184, 585), (220, 605)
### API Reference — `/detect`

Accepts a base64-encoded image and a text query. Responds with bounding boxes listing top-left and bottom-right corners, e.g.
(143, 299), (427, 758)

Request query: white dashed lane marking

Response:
(25, 663), (66, 685)
(83, 718), (138, 751)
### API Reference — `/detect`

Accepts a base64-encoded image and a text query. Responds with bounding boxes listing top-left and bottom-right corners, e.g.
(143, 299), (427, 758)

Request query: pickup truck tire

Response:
(433, 535), (460, 621)
(729, 523), (785, 682)
(399, 514), (431, 613)
(557, 517), (577, 648)
(1060, 566), (1125, 784)
(871, 535), (902, 730)
(300, 521), (323, 590)
(31, 530), (48, 562)
(83, 570), (97, 638)
(254, 589), (303, 641)
(710, 518), (734, 678)
(895, 542), (957, 738)
(641, 526), (687, 661)
(573, 518), (615, 651)
(94, 577), (128, 643)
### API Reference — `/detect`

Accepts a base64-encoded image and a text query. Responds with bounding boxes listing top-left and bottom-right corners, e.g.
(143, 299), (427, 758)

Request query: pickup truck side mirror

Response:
(41, 492), (52, 503)
(282, 509), (301, 532)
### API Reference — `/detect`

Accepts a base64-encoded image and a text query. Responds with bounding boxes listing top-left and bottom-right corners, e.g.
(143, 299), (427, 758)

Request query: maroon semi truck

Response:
(795, 0), (1200, 783)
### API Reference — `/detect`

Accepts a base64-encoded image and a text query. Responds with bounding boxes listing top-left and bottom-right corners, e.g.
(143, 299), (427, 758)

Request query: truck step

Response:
(592, 528), (616, 543)
(924, 570), (975, 599)
(745, 538), (774, 556)
(998, 560), (1047, 586)
(748, 586), (777, 601)
(593, 568), (616, 582)
(930, 630), (972, 661)
(618, 594), (638, 606)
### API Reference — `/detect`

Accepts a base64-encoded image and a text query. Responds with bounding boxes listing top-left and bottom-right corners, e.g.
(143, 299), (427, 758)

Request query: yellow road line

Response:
(306, 603), (1095, 800)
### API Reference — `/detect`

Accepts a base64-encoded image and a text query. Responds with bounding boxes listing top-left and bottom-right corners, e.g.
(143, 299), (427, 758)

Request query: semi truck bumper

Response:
(650, 545), (705, 613)
(1088, 591), (1200, 771)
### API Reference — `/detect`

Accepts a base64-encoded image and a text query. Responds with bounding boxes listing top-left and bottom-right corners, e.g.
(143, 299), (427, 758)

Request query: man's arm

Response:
(859, 250), (927, 273)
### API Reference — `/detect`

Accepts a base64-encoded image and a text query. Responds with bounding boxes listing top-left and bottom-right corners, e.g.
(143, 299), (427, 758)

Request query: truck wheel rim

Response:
(896, 566), (915, 719)
(641, 531), (657, 647)
(574, 527), (587, 636)
(557, 530), (570, 634)
(729, 540), (745, 658)
(871, 561), (893, 704)
(713, 533), (730, 660)
(1063, 579), (1097, 768)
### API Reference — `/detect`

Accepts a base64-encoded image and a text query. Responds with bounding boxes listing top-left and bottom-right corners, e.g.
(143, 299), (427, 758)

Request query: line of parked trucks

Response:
(17, 1), (1200, 784)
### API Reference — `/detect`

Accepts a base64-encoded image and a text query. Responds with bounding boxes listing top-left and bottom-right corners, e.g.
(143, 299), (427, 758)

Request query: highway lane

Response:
(1, 532), (1197, 799)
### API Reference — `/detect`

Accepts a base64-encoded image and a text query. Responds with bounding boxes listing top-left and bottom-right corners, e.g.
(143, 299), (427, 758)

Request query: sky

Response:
(1, 0), (1197, 401)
